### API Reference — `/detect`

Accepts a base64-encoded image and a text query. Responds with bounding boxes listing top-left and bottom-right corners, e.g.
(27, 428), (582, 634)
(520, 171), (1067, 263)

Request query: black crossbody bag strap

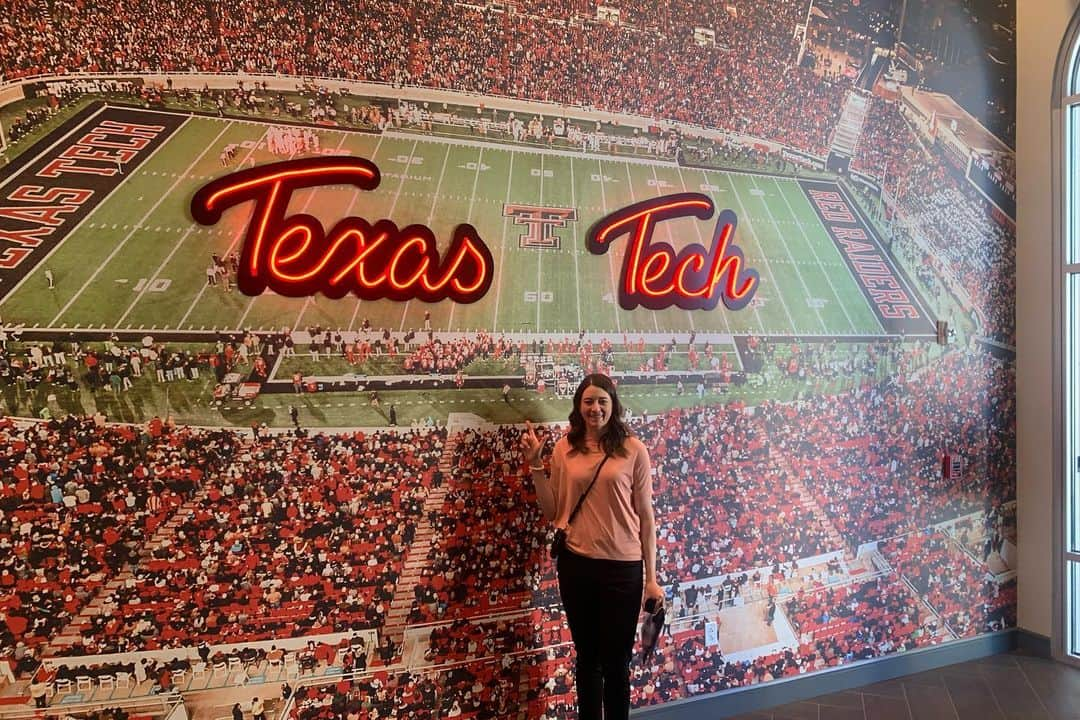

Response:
(566, 454), (609, 528)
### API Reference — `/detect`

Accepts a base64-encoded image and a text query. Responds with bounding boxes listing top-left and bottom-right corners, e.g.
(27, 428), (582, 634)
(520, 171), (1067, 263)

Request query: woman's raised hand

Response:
(521, 420), (542, 466)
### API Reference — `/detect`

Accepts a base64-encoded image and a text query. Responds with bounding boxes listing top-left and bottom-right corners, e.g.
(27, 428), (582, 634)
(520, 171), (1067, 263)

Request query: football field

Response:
(0, 106), (903, 339)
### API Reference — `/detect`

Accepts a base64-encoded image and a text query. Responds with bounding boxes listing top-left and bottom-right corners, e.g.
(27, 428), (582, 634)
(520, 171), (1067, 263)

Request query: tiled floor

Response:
(730, 651), (1080, 720)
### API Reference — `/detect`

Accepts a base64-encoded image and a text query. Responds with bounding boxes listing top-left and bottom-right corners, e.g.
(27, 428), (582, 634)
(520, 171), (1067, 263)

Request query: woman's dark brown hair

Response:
(566, 373), (630, 456)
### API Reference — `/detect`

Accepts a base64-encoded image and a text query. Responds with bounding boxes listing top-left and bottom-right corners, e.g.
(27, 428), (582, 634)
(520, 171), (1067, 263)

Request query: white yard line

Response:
(748, 176), (828, 333)
(723, 173), (799, 331)
(286, 131), (358, 332)
(595, 159), (622, 334)
(675, 165), (733, 337)
(650, 165), (695, 332)
(445, 147), (485, 333)
(489, 151), (516, 333)
(177, 125), (275, 329)
(770, 178), (859, 334)
(345, 134), (385, 332)
(623, 163), (660, 334)
(568, 156), (582, 333)
(49, 116), (211, 326)
(399, 144), (451, 332)
(535, 154), (544, 331)
(121, 126), (278, 328)
(114, 226), (195, 327)
(699, 169), (767, 334)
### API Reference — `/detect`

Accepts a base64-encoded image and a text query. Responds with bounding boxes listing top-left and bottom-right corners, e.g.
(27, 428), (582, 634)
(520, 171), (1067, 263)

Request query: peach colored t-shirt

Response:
(551, 435), (652, 562)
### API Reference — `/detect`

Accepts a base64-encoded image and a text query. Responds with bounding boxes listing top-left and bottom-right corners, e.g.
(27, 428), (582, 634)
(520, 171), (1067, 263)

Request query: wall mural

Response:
(0, 0), (1015, 717)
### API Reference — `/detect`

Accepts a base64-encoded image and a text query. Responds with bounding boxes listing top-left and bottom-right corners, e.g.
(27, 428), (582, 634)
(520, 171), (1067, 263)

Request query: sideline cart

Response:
(211, 372), (262, 408)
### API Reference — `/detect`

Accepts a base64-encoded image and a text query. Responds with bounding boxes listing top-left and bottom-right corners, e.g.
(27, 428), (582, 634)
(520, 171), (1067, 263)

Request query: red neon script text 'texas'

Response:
(190, 156), (494, 302)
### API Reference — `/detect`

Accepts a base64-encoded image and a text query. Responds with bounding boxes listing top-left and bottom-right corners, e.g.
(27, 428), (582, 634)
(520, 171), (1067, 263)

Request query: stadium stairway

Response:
(380, 433), (458, 653)
(769, 450), (849, 560)
(44, 494), (207, 656)
(830, 90), (870, 160)
(516, 660), (533, 720)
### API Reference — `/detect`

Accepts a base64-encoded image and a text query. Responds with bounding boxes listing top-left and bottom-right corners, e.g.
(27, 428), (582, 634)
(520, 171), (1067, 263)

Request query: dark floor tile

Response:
(937, 661), (987, 680)
(1015, 656), (1080, 719)
(858, 679), (907, 699)
(901, 670), (949, 688)
(812, 691), (863, 709)
(943, 673), (1004, 720)
(1013, 654), (1079, 681)
(862, 695), (911, 720)
(771, 701), (819, 720)
(974, 654), (1021, 669)
(980, 663), (1053, 719)
(905, 683), (957, 720)
(746, 650), (1080, 720)
(818, 705), (864, 720)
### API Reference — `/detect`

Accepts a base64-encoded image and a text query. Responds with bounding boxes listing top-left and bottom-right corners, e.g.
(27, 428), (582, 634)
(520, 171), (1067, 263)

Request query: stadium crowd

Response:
(63, 426), (445, 654)
(851, 96), (915, 181)
(895, 155), (1015, 344)
(0, 413), (199, 657)
(409, 425), (555, 624)
(422, 606), (564, 665)
(880, 530), (1016, 637)
(0, 341), (1016, 710)
(287, 569), (943, 713)
(634, 404), (836, 581)
(1, 0), (848, 157)
(630, 575), (938, 705)
(761, 349), (1014, 547)
(286, 645), (572, 720)
(856, 99), (1016, 344)
(783, 574), (933, 652)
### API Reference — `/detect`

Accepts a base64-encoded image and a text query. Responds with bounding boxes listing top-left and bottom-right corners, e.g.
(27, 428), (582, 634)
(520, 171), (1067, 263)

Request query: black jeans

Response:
(557, 547), (643, 720)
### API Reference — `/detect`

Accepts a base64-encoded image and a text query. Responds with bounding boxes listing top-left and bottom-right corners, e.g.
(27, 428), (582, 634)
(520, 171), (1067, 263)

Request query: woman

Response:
(521, 373), (663, 720)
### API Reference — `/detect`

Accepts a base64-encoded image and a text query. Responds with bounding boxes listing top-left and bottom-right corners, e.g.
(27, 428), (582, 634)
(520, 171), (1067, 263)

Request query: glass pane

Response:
(1074, 41), (1080, 96)
(1069, 275), (1080, 552)
(1072, 39), (1080, 97)
(1071, 561), (1080, 657)
(1070, 106), (1080, 265)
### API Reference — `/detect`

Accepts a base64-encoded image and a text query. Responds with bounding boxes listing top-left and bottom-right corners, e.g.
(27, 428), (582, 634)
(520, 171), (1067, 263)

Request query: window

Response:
(1055, 9), (1080, 664)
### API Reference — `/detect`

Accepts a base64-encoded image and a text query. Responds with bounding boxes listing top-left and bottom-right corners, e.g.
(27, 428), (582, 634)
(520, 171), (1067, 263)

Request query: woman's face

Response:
(579, 384), (612, 434)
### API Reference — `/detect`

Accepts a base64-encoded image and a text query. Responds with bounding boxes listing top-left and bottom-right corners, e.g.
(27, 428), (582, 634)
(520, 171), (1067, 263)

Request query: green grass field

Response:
(0, 111), (886, 339)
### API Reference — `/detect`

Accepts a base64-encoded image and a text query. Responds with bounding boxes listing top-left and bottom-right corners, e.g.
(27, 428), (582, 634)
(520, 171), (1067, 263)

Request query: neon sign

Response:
(190, 157), (494, 302)
(586, 192), (759, 311)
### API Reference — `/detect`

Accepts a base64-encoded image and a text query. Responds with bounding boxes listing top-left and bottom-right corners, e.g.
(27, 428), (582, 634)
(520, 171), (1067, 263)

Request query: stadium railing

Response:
(0, 690), (183, 720)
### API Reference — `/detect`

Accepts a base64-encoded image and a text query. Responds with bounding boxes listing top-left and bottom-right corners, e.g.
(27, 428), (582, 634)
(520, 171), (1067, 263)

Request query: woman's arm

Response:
(633, 440), (664, 604)
(523, 423), (560, 521)
(532, 459), (559, 522)
(640, 497), (659, 587)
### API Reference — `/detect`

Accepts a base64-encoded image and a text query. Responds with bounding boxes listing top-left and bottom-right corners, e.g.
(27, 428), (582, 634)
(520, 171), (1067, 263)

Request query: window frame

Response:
(1053, 5), (1080, 667)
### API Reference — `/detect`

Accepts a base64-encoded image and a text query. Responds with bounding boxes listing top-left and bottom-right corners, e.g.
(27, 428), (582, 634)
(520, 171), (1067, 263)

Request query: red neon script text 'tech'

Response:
(585, 192), (759, 311)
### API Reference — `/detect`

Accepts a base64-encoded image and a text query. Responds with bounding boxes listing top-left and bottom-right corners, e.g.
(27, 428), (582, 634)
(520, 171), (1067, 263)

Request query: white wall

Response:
(1016, 0), (1078, 638)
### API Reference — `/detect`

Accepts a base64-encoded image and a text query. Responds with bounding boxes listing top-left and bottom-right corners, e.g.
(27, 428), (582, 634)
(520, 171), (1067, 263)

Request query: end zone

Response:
(798, 179), (936, 337)
(0, 104), (187, 298)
